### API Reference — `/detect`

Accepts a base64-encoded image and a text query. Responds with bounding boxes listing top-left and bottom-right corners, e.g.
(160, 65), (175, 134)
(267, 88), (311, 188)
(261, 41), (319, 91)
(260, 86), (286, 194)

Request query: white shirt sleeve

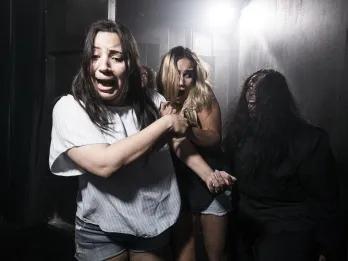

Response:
(49, 95), (107, 176)
(148, 90), (167, 109)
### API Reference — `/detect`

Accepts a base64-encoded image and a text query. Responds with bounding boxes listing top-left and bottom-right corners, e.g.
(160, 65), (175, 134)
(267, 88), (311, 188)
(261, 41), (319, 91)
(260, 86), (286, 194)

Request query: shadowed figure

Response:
(224, 69), (342, 261)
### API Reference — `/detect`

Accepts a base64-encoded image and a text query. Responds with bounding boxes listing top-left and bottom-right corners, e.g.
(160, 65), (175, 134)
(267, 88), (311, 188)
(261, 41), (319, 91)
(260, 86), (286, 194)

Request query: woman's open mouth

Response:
(177, 89), (186, 97)
(96, 78), (117, 87)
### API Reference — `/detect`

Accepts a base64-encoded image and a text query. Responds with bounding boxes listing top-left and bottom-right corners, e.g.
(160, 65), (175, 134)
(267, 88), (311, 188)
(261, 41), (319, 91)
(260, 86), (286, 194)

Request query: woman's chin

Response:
(97, 89), (120, 104)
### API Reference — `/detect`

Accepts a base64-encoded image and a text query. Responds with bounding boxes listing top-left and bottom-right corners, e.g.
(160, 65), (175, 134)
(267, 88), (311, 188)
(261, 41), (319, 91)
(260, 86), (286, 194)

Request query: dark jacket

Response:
(229, 123), (340, 259)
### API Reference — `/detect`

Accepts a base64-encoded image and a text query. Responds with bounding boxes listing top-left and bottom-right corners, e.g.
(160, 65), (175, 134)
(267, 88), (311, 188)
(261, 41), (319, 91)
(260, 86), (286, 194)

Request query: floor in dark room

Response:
(1, 224), (75, 261)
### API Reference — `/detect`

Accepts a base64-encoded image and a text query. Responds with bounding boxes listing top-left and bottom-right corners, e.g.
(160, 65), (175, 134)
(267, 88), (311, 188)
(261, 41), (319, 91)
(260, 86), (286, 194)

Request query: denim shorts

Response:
(74, 217), (171, 261)
(200, 191), (232, 216)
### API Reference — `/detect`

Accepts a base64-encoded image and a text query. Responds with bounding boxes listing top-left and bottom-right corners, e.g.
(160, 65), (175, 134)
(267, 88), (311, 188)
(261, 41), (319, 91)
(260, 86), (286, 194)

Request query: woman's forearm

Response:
(171, 137), (213, 183)
(67, 114), (182, 177)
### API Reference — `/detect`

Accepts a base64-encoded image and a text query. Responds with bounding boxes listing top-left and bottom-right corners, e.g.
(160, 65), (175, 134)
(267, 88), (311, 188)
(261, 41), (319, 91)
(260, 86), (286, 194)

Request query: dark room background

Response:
(1, 0), (348, 259)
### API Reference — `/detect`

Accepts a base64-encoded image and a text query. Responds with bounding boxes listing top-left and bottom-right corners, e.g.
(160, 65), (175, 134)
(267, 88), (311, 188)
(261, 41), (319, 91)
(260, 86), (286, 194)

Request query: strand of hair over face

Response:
(181, 54), (214, 126)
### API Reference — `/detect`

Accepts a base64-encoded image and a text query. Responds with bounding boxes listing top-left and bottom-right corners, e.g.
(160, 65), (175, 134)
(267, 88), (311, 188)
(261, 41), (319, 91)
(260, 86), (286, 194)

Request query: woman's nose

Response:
(98, 56), (110, 72)
(179, 74), (184, 86)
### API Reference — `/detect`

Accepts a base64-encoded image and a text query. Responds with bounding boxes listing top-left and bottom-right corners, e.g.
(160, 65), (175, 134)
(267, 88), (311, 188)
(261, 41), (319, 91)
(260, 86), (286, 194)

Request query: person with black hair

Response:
(224, 69), (340, 261)
(49, 20), (234, 261)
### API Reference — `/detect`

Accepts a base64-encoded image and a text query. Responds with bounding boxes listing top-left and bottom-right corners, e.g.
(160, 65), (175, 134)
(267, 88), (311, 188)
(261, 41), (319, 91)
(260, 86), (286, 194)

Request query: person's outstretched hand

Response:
(206, 170), (236, 194)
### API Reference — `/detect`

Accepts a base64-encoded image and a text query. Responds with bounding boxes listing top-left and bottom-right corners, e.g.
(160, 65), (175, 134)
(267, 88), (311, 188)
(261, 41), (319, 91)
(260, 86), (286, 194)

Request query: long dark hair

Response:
(224, 69), (305, 171)
(72, 20), (158, 131)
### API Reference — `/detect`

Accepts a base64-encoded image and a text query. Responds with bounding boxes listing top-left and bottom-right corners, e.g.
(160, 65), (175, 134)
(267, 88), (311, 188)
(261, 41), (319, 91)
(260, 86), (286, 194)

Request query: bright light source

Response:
(238, 2), (281, 73)
(206, 2), (235, 28)
(239, 2), (275, 33)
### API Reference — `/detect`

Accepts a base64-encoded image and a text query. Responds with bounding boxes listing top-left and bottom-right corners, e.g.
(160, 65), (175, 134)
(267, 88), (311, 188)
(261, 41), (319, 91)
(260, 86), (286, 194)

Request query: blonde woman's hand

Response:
(160, 102), (177, 116)
(167, 114), (188, 137)
(206, 170), (237, 193)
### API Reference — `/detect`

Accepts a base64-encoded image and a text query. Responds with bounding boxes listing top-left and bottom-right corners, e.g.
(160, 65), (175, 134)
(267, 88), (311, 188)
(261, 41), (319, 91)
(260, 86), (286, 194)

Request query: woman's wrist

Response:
(202, 168), (214, 184)
(160, 114), (174, 131)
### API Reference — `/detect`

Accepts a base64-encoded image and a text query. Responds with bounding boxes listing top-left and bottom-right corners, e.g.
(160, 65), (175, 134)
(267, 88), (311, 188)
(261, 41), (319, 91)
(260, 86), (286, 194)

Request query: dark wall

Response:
(2, 0), (109, 227)
(1, 0), (46, 225)
(0, 0), (11, 226)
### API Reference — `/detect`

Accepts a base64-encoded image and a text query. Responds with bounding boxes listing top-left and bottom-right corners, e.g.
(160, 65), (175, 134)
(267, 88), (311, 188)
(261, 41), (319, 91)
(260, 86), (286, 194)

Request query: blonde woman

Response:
(157, 46), (232, 261)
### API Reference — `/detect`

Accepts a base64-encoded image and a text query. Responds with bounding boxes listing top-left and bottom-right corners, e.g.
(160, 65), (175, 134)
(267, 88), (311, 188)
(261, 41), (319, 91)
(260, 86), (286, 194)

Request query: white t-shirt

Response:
(49, 92), (180, 237)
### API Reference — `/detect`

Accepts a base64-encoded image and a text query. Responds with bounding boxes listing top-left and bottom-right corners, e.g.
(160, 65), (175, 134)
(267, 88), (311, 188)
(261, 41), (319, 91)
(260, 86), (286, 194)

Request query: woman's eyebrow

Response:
(179, 68), (194, 73)
(92, 46), (123, 54)
(109, 49), (123, 55)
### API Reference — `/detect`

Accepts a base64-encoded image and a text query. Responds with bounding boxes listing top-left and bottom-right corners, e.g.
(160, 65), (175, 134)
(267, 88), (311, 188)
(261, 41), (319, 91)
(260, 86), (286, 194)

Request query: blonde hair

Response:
(157, 46), (213, 126)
